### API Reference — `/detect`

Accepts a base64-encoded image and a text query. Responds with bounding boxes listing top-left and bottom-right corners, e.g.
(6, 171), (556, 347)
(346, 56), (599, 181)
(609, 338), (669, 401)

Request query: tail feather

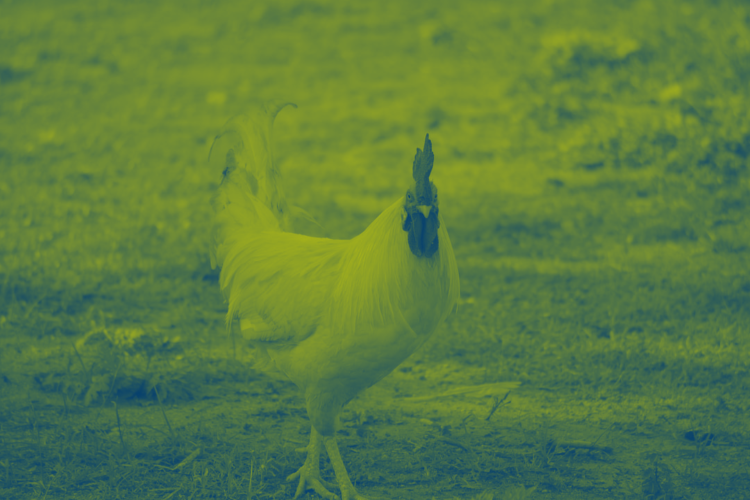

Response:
(209, 100), (297, 269)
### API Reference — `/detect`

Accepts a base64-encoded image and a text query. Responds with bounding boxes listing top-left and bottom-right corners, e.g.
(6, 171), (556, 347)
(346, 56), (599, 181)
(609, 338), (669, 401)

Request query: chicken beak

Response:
(417, 205), (432, 219)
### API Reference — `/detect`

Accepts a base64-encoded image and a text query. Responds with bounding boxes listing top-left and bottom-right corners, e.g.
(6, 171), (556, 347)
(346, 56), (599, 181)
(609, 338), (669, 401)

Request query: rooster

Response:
(209, 100), (460, 500)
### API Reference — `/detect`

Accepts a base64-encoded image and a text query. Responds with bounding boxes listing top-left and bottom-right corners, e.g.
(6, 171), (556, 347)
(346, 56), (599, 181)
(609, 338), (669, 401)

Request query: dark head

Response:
(403, 134), (439, 258)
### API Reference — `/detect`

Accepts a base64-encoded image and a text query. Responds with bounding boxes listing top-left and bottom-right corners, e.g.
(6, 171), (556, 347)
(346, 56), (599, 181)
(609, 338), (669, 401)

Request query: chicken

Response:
(209, 100), (460, 500)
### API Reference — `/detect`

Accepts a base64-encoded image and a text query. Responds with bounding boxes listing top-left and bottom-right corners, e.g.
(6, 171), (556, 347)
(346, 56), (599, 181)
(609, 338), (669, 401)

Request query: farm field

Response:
(1, 1), (749, 498)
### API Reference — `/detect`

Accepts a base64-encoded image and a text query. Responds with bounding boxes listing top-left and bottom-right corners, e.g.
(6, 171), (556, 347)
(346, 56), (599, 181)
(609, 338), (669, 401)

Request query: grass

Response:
(1, 0), (750, 498)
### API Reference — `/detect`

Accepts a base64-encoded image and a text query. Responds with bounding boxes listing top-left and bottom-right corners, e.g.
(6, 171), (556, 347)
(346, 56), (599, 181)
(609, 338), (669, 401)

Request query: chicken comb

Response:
(412, 134), (435, 192)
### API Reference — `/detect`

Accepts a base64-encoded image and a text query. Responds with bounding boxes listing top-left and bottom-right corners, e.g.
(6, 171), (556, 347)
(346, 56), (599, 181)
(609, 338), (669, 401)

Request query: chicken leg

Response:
(322, 434), (369, 500)
(286, 426), (338, 500)
(287, 426), (369, 500)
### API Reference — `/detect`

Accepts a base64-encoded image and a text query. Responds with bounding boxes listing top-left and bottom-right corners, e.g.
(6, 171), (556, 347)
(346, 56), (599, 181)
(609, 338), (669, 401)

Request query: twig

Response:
(113, 401), (128, 452)
(71, 342), (90, 382)
(154, 384), (174, 437)
(485, 390), (511, 422)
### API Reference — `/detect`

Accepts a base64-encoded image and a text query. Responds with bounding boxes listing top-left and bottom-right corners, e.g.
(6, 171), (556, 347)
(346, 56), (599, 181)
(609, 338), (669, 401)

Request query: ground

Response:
(1, 0), (749, 499)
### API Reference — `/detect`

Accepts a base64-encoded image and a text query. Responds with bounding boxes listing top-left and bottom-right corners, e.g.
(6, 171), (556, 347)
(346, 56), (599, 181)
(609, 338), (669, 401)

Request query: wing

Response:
(220, 231), (348, 344)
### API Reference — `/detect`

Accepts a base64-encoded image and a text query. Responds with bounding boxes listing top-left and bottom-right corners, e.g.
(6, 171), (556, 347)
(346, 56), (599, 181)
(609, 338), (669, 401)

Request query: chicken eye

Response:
(407, 192), (413, 202)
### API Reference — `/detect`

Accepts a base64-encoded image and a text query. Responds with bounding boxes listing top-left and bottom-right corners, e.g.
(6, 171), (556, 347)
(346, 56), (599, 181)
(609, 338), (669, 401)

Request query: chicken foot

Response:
(287, 426), (337, 500)
(322, 435), (369, 500)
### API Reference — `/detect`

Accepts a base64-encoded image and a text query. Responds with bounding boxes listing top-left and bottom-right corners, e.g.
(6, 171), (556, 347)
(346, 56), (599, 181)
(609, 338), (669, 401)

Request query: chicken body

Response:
(210, 101), (459, 500)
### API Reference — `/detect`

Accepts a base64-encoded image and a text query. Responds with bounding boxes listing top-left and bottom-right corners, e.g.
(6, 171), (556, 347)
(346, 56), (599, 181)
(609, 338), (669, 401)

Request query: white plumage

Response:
(209, 100), (459, 500)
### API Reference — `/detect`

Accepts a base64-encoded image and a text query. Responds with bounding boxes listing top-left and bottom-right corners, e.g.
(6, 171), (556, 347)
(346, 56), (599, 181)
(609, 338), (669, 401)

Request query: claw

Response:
(287, 427), (339, 499)
(286, 467), (337, 494)
(287, 467), (338, 500)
